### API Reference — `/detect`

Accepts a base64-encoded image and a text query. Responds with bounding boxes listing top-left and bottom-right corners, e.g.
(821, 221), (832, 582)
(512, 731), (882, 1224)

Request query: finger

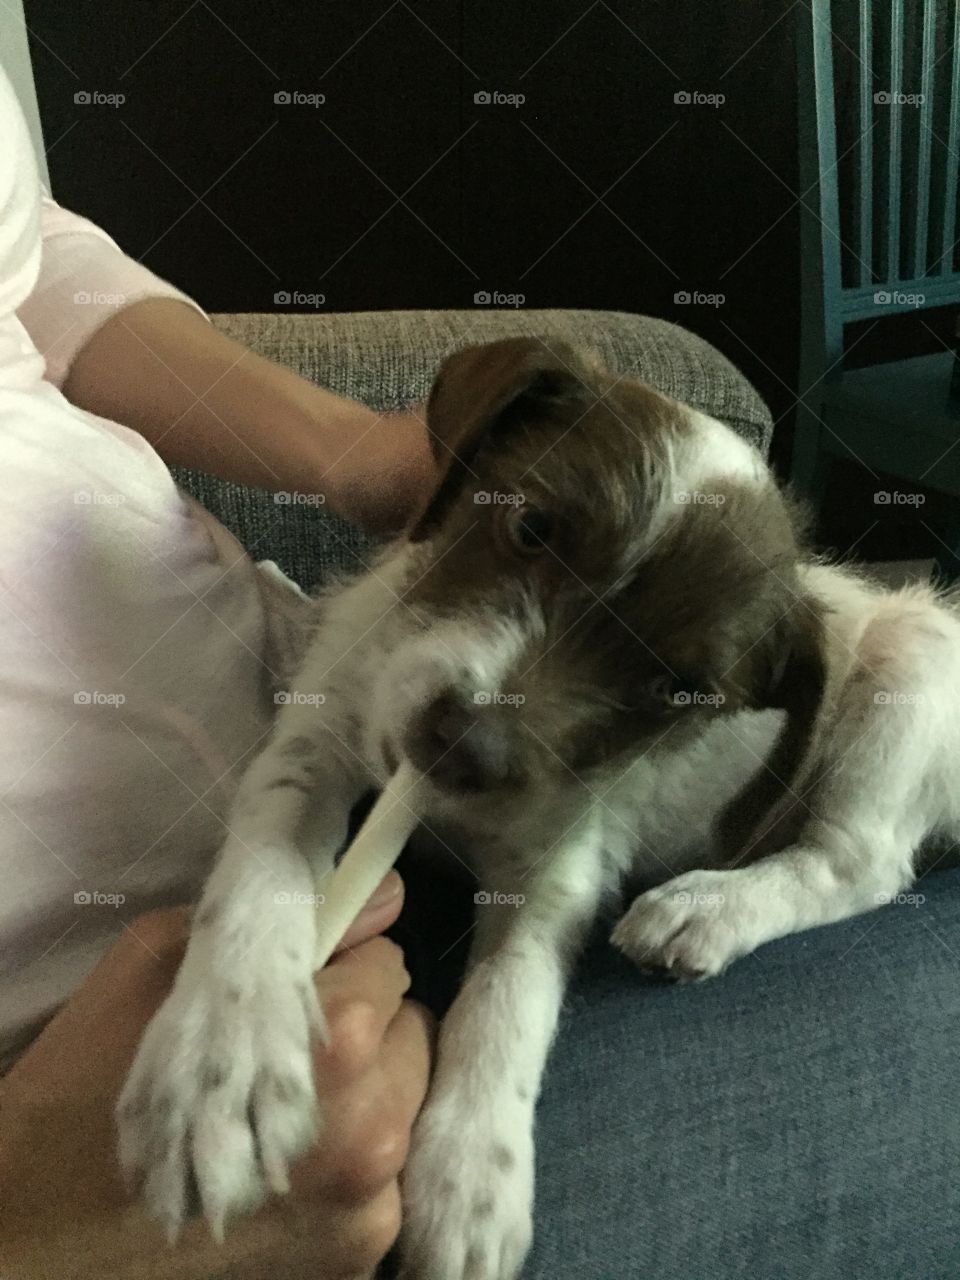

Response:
(295, 999), (436, 1204)
(315, 937), (411, 1084)
(332, 870), (404, 953)
(338, 999), (436, 1196)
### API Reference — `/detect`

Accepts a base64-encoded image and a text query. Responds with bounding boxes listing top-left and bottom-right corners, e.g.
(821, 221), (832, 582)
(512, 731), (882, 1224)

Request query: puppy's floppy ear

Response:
(719, 596), (827, 860)
(409, 337), (592, 542)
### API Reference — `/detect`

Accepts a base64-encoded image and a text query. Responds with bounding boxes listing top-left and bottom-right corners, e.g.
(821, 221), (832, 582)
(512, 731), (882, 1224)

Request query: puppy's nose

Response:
(404, 692), (515, 792)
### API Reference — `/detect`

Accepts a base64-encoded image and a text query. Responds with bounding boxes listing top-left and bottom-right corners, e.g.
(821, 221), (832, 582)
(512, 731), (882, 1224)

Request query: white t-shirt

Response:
(0, 67), (301, 1069)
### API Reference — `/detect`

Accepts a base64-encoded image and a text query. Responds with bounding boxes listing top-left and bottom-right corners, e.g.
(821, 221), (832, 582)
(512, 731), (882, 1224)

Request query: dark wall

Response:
(26, 2), (800, 467)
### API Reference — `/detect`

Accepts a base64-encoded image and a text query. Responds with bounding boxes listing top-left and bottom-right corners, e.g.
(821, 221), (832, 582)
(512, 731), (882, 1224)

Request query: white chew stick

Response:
(313, 760), (422, 971)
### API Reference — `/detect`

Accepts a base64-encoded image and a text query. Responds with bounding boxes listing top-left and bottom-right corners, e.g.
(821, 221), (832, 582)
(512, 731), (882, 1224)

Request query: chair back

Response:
(800, 0), (960, 367)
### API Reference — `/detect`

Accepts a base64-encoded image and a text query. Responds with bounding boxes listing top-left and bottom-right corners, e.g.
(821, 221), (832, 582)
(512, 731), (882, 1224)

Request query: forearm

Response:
(62, 298), (379, 502)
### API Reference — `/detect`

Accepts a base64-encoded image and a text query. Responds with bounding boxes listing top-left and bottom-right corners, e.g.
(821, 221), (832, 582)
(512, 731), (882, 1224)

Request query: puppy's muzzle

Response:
(403, 690), (519, 793)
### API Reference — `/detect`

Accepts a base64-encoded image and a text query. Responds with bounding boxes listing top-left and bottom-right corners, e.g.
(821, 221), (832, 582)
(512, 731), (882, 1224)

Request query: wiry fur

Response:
(118, 338), (960, 1280)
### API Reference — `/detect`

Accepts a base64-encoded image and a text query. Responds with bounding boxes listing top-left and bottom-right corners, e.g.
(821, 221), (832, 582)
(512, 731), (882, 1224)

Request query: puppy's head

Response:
(379, 337), (822, 800)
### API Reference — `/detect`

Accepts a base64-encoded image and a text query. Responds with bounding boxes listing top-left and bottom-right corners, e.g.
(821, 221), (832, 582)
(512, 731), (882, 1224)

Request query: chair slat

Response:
(941, 0), (960, 274)
(886, 0), (904, 281)
(908, 0), (936, 277)
(856, 0), (874, 285)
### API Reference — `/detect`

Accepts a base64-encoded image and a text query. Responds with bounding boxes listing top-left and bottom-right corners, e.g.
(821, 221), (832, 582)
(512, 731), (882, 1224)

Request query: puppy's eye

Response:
(648, 672), (702, 710)
(504, 506), (555, 556)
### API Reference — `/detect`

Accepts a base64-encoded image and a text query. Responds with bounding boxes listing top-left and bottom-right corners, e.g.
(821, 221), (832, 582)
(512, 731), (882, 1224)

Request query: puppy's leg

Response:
(117, 717), (365, 1239)
(615, 605), (953, 979)
(399, 826), (606, 1280)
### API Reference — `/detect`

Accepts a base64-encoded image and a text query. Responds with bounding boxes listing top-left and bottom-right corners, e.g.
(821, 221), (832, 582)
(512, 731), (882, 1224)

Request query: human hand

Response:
(0, 873), (433, 1280)
(320, 403), (436, 537)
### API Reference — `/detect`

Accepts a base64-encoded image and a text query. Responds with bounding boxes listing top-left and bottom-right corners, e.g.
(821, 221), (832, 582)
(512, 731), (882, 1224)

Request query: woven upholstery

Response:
(174, 309), (772, 591)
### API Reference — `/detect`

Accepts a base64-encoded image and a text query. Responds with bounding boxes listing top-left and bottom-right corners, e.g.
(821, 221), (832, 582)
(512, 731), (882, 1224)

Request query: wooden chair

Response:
(793, 0), (960, 565)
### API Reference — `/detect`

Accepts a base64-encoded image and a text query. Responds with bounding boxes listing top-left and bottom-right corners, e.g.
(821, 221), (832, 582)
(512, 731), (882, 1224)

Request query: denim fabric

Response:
(388, 854), (960, 1280)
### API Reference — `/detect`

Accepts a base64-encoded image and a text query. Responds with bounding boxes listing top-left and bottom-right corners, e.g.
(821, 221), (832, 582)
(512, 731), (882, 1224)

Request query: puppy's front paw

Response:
(399, 1096), (533, 1280)
(612, 869), (754, 979)
(117, 935), (321, 1240)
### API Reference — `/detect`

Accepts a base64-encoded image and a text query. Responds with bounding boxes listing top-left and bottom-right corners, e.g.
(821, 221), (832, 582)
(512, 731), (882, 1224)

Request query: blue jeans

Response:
(388, 849), (960, 1279)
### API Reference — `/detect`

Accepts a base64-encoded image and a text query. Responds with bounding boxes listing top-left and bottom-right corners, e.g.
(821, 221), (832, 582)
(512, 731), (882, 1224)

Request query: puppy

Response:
(118, 337), (960, 1280)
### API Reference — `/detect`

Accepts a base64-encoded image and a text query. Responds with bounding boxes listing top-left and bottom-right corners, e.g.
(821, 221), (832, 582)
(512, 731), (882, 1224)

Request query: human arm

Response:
(18, 198), (434, 534)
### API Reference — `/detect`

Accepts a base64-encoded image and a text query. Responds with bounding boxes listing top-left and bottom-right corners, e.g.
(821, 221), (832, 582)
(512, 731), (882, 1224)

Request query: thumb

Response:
(331, 870), (404, 953)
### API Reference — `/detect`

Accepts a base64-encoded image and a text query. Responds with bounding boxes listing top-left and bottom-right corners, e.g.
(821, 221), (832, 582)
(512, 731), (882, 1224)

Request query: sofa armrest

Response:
(174, 308), (772, 590)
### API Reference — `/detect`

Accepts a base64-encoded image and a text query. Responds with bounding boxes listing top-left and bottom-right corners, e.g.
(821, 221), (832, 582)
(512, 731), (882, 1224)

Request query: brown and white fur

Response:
(118, 338), (960, 1280)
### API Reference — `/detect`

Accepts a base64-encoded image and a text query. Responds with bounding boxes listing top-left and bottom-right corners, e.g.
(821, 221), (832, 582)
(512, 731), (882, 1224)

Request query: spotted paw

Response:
(399, 1095), (534, 1280)
(117, 932), (322, 1240)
